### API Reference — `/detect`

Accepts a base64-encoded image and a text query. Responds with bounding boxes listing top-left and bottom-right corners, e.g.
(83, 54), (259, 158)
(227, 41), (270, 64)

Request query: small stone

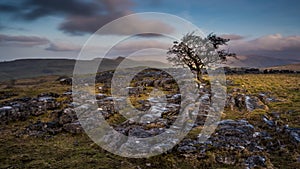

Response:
(244, 155), (266, 168)
(215, 155), (236, 165)
(177, 145), (197, 153)
(262, 115), (275, 127)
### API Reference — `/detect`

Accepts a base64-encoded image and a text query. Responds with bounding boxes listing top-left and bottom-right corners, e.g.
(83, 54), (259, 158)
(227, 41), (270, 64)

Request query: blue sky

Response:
(133, 0), (300, 36)
(0, 0), (300, 61)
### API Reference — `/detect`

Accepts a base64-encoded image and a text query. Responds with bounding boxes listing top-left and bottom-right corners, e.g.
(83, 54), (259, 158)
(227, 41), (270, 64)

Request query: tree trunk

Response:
(196, 70), (203, 88)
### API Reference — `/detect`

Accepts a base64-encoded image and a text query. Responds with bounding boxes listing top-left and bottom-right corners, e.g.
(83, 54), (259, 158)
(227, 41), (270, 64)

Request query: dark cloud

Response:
(58, 11), (130, 35)
(56, 2), (174, 36)
(0, 0), (174, 36)
(0, 33), (81, 52)
(57, 0), (173, 36)
(0, 0), (134, 29)
(134, 33), (166, 37)
(21, 0), (102, 20)
(0, 34), (49, 47)
(60, 13), (174, 36)
(0, 0), (105, 20)
(0, 4), (19, 12)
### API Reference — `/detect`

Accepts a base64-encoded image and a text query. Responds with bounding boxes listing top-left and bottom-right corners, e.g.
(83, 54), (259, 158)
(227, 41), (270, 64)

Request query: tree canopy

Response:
(167, 32), (236, 82)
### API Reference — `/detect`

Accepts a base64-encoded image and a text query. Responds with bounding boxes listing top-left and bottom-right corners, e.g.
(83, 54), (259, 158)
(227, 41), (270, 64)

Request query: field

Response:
(225, 74), (300, 127)
(0, 73), (299, 169)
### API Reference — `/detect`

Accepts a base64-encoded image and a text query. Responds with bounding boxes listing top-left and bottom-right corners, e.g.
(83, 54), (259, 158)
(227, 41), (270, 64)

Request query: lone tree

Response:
(167, 32), (236, 82)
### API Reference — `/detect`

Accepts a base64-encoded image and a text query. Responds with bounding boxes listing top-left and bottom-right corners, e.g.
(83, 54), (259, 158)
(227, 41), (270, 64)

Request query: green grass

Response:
(225, 74), (300, 127)
(0, 75), (70, 103)
(0, 74), (299, 168)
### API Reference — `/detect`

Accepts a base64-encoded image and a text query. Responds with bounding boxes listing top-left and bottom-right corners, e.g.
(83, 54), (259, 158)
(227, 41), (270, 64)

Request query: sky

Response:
(0, 0), (300, 61)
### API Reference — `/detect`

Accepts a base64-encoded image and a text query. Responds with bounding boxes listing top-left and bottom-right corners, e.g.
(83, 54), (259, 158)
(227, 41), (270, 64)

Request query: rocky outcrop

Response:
(22, 121), (61, 137)
(226, 91), (270, 112)
(1, 69), (299, 168)
(59, 77), (72, 85)
(245, 95), (269, 112)
(0, 93), (60, 124)
(284, 126), (300, 144)
(177, 119), (271, 168)
(20, 107), (83, 137)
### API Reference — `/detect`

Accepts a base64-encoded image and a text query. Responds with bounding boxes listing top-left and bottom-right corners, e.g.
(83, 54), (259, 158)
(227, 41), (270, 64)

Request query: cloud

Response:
(45, 42), (81, 52)
(58, 1), (173, 36)
(0, 24), (28, 31)
(0, 33), (81, 53)
(59, 15), (175, 36)
(58, 11), (130, 35)
(45, 39), (172, 56)
(1, 0), (133, 19)
(220, 34), (244, 40)
(0, 34), (49, 47)
(0, 4), (19, 12)
(18, 0), (103, 20)
(106, 39), (171, 57)
(0, 0), (173, 36)
(229, 34), (300, 59)
(114, 40), (171, 50)
(65, 13), (174, 36)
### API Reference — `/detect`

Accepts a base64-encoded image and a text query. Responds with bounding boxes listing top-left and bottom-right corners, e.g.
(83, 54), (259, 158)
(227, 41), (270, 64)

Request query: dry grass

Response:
(0, 74), (299, 168)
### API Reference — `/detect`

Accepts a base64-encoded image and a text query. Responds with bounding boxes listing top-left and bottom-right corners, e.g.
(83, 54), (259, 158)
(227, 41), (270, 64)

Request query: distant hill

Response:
(0, 59), (75, 81)
(1, 55), (299, 82)
(264, 63), (300, 71)
(0, 57), (170, 82)
(226, 55), (300, 68)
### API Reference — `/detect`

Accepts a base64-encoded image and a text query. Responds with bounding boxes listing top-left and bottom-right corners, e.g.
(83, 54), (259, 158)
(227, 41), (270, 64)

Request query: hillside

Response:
(0, 59), (75, 81)
(226, 55), (300, 68)
(0, 57), (170, 82)
(1, 55), (299, 82)
(265, 63), (300, 71)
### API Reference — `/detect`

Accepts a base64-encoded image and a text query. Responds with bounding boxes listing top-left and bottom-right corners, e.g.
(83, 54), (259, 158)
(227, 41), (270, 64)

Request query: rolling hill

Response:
(0, 57), (170, 82)
(1, 55), (299, 82)
(226, 55), (300, 68)
(264, 63), (300, 71)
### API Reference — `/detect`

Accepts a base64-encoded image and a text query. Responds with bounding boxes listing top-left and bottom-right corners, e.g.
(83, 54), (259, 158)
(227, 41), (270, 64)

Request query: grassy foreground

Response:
(225, 74), (300, 127)
(0, 74), (299, 169)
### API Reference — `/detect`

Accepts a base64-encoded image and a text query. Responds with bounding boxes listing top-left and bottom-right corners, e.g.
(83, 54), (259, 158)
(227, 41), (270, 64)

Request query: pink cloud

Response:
(45, 42), (81, 52)
(0, 34), (49, 47)
(228, 34), (300, 59)
(220, 34), (244, 40)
